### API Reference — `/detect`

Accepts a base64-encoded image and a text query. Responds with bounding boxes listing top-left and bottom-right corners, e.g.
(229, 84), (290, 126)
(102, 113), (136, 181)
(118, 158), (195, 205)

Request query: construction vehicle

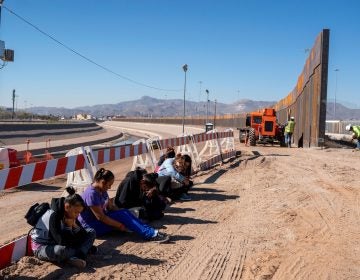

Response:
(237, 108), (285, 146)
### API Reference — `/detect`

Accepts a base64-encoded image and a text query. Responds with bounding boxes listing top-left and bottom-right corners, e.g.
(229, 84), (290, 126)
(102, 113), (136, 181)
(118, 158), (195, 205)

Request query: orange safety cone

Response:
(24, 150), (33, 164)
(44, 139), (54, 160)
(44, 150), (54, 161)
(24, 139), (32, 164)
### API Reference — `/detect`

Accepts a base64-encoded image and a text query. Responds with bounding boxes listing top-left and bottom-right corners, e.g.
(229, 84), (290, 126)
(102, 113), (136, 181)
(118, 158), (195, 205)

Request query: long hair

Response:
(93, 168), (114, 183)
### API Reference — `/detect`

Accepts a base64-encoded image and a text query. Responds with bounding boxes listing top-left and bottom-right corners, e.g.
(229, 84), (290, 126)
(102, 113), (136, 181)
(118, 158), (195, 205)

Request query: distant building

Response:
(75, 113), (92, 120)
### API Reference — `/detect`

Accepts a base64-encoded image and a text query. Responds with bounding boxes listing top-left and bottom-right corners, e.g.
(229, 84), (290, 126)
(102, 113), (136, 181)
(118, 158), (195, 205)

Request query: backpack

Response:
(25, 202), (50, 226)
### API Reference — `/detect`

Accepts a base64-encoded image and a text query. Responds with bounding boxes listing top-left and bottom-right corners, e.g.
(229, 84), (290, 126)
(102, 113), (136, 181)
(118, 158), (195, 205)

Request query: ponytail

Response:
(93, 168), (114, 183)
(64, 186), (85, 207)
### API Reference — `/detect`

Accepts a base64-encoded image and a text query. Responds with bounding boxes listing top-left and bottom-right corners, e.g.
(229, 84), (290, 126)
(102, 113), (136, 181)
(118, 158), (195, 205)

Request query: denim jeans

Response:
(88, 209), (155, 239)
(34, 227), (96, 263)
(285, 133), (293, 147)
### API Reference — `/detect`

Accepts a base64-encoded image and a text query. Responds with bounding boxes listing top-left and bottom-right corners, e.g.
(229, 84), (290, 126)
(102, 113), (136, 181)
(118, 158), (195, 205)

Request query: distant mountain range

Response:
(27, 96), (276, 118)
(25, 96), (360, 120)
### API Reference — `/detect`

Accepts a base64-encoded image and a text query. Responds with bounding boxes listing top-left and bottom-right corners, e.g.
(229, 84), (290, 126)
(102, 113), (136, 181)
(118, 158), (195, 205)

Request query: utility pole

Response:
(213, 99), (217, 128)
(0, 0), (3, 27)
(11, 89), (15, 119)
(182, 64), (188, 134)
(205, 89), (209, 124)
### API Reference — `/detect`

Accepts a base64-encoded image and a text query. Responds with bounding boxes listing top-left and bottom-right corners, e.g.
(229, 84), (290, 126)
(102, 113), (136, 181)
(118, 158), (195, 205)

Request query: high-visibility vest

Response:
(285, 120), (295, 133)
(353, 126), (360, 138)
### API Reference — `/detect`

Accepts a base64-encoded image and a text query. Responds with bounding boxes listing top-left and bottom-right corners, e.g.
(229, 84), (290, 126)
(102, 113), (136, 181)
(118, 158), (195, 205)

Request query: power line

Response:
(2, 5), (181, 92)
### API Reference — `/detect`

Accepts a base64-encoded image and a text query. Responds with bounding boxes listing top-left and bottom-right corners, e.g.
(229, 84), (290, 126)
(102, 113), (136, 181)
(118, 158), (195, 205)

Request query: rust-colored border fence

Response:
(273, 29), (329, 147)
(114, 30), (329, 148)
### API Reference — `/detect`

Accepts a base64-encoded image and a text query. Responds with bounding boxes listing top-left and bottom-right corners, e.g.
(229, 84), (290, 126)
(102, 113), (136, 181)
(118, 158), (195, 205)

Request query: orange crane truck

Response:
(237, 108), (285, 146)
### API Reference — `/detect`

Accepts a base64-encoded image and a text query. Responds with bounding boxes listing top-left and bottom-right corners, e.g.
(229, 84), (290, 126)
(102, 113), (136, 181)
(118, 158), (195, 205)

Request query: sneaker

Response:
(150, 232), (170, 243)
(68, 257), (86, 269)
(179, 193), (191, 201)
(88, 245), (98, 255)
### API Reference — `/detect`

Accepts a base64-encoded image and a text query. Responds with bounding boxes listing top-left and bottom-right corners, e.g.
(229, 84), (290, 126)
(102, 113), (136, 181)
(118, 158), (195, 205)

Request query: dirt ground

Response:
(1, 140), (360, 279)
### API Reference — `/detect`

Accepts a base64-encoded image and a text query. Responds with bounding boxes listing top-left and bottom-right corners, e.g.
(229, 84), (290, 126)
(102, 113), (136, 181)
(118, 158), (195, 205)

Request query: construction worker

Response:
(284, 116), (296, 148)
(345, 124), (360, 150)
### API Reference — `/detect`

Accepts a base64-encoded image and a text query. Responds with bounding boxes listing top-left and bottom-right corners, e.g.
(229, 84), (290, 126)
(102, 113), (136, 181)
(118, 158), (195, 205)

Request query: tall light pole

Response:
(182, 64), (188, 134)
(198, 81), (202, 116)
(11, 89), (15, 119)
(334, 68), (339, 120)
(205, 89), (209, 124)
(0, 0), (4, 28)
(213, 99), (217, 128)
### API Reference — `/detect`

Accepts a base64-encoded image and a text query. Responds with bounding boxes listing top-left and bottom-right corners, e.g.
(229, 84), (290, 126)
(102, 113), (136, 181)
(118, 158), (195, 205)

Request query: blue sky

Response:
(0, 0), (359, 109)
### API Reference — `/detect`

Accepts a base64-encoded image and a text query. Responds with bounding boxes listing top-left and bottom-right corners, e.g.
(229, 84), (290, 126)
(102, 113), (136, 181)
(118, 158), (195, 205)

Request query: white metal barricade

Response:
(220, 128), (235, 152)
(176, 133), (202, 171)
(131, 139), (155, 171)
(199, 129), (222, 159)
(64, 146), (98, 195)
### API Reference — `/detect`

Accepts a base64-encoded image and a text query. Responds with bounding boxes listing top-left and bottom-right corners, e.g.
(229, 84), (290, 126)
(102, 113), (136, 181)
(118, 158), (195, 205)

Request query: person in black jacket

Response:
(114, 168), (166, 221)
(30, 187), (96, 269)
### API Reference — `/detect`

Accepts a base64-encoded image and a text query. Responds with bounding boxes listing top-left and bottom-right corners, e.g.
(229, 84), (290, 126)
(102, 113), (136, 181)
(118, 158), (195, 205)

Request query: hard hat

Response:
(345, 124), (352, 131)
(290, 116), (295, 120)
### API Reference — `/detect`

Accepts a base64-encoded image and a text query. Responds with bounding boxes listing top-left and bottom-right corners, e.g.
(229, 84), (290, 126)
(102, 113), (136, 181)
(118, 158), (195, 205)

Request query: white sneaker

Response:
(150, 232), (170, 243)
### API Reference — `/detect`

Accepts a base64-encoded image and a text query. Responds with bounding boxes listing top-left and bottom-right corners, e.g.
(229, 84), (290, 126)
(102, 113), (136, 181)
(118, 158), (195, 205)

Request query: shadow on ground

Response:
(17, 183), (63, 192)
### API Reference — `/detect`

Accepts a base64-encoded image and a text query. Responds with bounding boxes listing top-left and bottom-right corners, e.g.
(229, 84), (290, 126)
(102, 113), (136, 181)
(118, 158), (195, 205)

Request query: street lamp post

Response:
(0, 1), (4, 28)
(205, 89), (209, 124)
(213, 99), (217, 128)
(11, 89), (15, 119)
(334, 68), (339, 120)
(182, 64), (188, 134)
(198, 81), (202, 116)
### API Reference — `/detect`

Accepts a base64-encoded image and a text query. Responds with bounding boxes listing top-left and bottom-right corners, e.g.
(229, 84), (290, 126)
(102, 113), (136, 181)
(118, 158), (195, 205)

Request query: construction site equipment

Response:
(238, 108), (285, 146)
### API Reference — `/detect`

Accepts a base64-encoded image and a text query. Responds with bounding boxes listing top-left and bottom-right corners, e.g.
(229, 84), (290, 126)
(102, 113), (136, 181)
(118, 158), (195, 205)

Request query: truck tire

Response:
(249, 128), (256, 146)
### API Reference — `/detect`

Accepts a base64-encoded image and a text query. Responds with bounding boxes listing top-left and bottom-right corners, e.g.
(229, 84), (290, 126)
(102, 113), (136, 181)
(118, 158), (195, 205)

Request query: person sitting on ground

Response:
(114, 168), (167, 221)
(345, 124), (360, 150)
(154, 146), (176, 173)
(178, 154), (193, 181)
(30, 187), (96, 269)
(157, 153), (192, 201)
(78, 168), (169, 243)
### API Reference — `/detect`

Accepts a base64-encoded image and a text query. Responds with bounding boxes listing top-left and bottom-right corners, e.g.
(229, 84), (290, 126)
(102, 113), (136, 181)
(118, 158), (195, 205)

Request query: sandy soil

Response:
(1, 138), (360, 279)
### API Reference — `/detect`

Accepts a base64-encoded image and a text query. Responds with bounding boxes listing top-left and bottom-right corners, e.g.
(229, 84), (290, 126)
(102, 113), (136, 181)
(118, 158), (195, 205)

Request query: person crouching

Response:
(30, 187), (96, 269)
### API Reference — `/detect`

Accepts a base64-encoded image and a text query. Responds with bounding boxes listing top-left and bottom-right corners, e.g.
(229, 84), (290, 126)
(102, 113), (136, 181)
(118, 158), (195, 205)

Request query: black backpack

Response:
(25, 202), (50, 226)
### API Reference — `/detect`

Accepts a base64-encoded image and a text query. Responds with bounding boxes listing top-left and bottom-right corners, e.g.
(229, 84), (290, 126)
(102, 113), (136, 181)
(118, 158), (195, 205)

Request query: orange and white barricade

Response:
(176, 133), (202, 172)
(131, 139), (155, 171)
(63, 146), (98, 195)
(219, 128), (235, 152)
(199, 129), (222, 159)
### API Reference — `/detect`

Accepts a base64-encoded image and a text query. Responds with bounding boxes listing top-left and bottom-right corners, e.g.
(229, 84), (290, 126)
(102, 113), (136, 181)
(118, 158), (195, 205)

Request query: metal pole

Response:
(205, 89), (209, 124)
(214, 99), (217, 128)
(0, 0), (3, 28)
(182, 64), (188, 134)
(11, 89), (15, 119)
